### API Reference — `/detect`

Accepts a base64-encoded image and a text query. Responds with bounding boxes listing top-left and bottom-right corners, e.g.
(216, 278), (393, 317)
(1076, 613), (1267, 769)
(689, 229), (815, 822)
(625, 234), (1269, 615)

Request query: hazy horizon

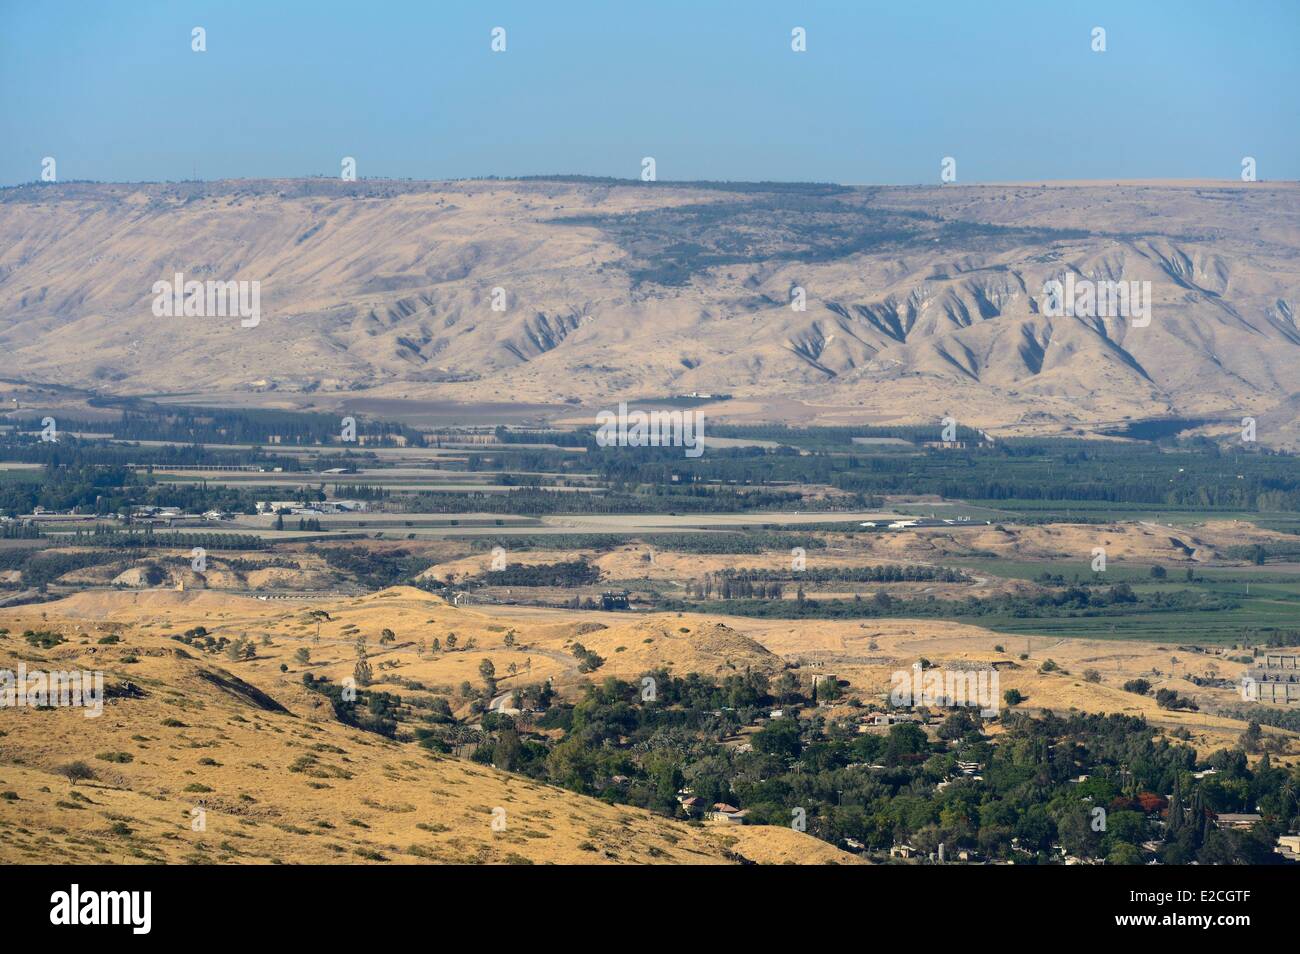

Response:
(3, 0), (1298, 187)
(7, 174), (1298, 189)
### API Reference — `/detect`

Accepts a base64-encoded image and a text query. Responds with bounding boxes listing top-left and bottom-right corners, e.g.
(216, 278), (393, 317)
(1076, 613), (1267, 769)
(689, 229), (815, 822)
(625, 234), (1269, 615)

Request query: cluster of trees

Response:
(489, 427), (591, 448)
(0, 462), (143, 516)
(405, 486), (821, 516)
(829, 442), (1300, 512)
(0, 434), (300, 472)
(0, 521), (42, 539)
(1224, 706), (1300, 736)
(1155, 688), (1200, 712)
(309, 545), (427, 589)
(170, 626), (255, 659)
(72, 529), (266, 550)
(480, 433), (1297, 517)
(329, 483), (387, 500)
(708, 423), (984, 446)
(6, 422), (1293, 536)
(276, 516), (324, 531)
(9, 404), (417, 447)
(23, 629), (65, 648)
(569, 642), (605, 673)
(1036, 566), (1197, 586)
(692, 577), (788, 600)
(0, 548), (123, 589)
(301, 672), (401, 737)
(475, 559), (601, 587)
(462, 532), (829, 558)
(745, 564), (967, 583)
(0, 444), (294, 517)
(1259, 629), (1300, 647)
(1225, 542), (1300, 565)
(0, 538), (300, 592)
(641, 533), (827, 555)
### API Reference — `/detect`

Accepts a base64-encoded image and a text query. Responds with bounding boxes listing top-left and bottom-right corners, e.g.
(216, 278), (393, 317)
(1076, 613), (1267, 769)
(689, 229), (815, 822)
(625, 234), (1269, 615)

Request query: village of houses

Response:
(645, 660), (1300, 866)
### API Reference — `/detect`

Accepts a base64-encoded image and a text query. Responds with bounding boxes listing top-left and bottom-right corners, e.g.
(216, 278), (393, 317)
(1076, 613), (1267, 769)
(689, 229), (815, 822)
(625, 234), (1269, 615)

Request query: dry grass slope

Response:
(0, 587), (855, 865)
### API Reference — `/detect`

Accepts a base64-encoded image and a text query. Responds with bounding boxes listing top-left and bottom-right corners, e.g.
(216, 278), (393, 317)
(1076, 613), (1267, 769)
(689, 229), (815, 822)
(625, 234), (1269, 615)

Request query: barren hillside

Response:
(1, 178), (1297, 443)
(0, 587), (850, 865)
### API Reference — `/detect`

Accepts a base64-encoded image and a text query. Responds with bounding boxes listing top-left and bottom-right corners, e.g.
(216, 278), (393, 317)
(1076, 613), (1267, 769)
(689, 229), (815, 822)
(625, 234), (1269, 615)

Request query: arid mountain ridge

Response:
(0, 177), (1296, 443)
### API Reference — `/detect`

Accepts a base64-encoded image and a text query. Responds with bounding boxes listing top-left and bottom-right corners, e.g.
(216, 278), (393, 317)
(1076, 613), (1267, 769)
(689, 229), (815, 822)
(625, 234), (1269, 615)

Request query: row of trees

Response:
(662, 582), (1235, 620)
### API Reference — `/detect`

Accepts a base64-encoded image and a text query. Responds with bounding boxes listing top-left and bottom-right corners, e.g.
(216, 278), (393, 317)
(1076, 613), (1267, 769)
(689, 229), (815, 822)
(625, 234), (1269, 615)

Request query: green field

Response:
(949, 559), (1300, 643)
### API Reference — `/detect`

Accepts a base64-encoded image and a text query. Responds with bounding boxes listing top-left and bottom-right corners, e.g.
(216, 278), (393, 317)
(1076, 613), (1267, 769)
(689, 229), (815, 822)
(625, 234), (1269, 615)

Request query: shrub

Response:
(1155, 688), (1198, 712)
(24, 630), (65, 649)
(61, 761), (96, 785)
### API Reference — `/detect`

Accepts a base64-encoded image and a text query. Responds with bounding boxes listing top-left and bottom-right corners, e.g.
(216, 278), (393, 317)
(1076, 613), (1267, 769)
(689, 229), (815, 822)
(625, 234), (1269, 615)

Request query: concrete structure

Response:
(1247, 655), (1300, 704)
(1275, 834), (1300, 861)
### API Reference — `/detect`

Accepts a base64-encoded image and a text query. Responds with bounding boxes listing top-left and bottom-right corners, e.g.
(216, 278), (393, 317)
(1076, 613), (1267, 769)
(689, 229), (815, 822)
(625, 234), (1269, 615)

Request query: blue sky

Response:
(2, 0), (1297, 185)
